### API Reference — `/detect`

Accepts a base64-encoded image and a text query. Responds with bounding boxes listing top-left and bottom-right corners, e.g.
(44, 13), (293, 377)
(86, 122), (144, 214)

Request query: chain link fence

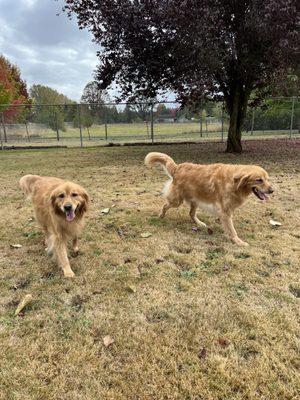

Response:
(0, 98), (299, 148)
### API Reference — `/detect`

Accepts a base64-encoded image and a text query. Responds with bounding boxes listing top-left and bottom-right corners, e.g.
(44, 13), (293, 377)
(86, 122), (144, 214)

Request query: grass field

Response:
(3, 122), (299, 148)
(0, 139), (299, 399)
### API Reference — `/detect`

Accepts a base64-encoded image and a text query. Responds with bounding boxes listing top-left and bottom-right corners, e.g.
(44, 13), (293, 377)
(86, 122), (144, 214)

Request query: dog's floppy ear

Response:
(50, 189), (58, 207)
(79, 189), (89, 214)
(49, 188), (62, 214)
(234, 173), (250, 190)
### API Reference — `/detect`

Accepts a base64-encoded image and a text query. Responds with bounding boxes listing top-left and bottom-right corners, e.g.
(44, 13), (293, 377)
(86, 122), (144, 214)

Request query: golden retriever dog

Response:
(20, 175), (89, 277)
(145, 152), (274, 246)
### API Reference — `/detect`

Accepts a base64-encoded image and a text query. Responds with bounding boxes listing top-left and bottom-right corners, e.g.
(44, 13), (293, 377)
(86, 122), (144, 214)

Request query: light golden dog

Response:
(145, 152), (274, 246)
(20, 175), (89, 277)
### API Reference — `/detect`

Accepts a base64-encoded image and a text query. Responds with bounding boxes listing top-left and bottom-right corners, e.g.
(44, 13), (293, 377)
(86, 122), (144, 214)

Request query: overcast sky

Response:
(0, 0), (98, 100)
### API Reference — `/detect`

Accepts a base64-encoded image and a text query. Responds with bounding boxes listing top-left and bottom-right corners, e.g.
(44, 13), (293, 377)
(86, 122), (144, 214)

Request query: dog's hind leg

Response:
(159, 197), (182, 218)
(189, 202), (207, 229)
(159, 202), (172, 218)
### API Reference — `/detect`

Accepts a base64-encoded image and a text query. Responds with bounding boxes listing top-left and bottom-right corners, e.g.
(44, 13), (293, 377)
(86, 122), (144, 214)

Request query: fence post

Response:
(1, 113), (7, 143)
(104, 108), (108, 141)
(200, 108), (203, 138)
(251, 109), (255, 136)
(77, 104), (83, 147)
(25, 122), (30, 142)
(290, 96), (295, 139)
(150, 102), (154, 143)
(55, 111), (59, 141)
(221, 105), (224, 142)
(0, 114), (3, 150)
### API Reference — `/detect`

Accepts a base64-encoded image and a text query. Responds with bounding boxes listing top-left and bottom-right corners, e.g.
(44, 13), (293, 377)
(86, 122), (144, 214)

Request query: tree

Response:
(64, 0), (299, 152)
(81, 80), (111, 124)
(0, 54), (30, 123)
(81, 81), (110, 104)
(30, 84), (75, 132)
(30, 84), (74, 105)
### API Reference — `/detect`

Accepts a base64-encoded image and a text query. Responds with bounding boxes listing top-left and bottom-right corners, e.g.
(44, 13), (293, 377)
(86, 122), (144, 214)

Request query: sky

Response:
(0, 0), (99, 101)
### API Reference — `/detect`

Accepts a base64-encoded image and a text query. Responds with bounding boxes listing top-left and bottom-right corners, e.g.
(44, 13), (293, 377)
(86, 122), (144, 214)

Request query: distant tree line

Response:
(1, 53), (298, 134)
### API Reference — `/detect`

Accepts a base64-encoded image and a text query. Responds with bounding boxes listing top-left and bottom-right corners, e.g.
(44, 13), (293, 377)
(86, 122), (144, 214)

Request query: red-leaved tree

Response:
(0, 54), (30, 123)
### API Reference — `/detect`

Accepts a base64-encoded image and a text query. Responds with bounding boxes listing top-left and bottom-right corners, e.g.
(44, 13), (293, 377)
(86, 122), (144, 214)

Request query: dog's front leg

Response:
(54, 237), (75, 278)
(219, 213), (248, 246)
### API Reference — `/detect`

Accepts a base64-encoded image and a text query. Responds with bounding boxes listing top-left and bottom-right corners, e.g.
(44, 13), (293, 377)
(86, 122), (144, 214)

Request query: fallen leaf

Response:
(218, 338), (230, 348)
(101, 208), (110, 214)
(126, 285), (136, 293)
(198, 347), (207, 360)
(103, 335), (114, 347)
(140, 232), (152, 238)
(117, 228), (125, 237)
(14, 294), (33, 316)
(10, 244), (22, 249)
(269, 219), (282, 227)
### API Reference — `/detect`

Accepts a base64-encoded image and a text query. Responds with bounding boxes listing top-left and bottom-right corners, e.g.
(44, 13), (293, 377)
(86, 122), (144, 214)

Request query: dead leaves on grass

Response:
(198, 347), (207, 360)
(14, 294), (33, 316)
(217, 338), (230, 348)
(140, 232), (152, 238)
(269, 219), (282, 227)
(103, 335), (115, 347)
(10, 244), (22, 249)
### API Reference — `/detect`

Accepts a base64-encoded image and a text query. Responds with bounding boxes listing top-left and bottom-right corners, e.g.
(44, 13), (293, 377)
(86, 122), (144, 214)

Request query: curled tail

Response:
(144, 152), (177, 177)
(19, 174), (41, 198)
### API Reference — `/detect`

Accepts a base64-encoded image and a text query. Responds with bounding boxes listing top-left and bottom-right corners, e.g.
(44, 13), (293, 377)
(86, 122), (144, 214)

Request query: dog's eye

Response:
(58, 193), (65, 199)
(256, 178), (263, 183)
(71, 193), (78, 197)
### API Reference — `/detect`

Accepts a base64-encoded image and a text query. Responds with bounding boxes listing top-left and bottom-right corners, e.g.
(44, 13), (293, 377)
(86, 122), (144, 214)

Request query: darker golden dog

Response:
(20, 175), (89, 277)
(145, 152), (274, 246)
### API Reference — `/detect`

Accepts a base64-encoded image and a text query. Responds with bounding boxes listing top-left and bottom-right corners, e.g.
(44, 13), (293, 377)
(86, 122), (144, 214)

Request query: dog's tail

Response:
(19, 174), (41, 199)
(145, 152), (177, 177)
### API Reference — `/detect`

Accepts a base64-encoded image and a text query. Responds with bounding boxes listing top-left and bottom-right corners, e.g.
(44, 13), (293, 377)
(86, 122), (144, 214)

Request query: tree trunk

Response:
(225, 85), (249, 153)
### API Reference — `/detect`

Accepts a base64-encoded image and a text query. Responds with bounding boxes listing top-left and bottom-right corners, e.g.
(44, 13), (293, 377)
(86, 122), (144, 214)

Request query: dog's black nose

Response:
(64, 204), (72, 211)
(268, 187), (274, 194)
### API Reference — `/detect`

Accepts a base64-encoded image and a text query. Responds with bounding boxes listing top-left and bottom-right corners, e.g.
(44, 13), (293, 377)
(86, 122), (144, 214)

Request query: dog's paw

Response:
(234, 238), (249, 246)
(45, 247), (53, 255)
(64, 270), (75, 278)
(71, 249), (83, 258)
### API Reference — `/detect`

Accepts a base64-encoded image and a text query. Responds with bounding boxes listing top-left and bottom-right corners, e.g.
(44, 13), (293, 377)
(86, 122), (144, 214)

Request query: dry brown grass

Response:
(0, 139), (299, 400)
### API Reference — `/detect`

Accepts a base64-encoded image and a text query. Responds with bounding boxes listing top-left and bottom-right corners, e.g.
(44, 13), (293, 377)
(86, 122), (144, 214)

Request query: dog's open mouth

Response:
(66, 209), (75, 222)
(252, 187), (269, 202)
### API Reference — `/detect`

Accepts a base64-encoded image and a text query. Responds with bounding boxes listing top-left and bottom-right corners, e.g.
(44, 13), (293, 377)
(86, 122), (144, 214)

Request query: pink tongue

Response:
(262, 193), (269, 203)
(66, 210), (75, 222)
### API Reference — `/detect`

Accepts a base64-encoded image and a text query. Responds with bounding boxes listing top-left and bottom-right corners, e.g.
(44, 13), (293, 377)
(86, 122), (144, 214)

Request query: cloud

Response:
(0, 0), (98, 100)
